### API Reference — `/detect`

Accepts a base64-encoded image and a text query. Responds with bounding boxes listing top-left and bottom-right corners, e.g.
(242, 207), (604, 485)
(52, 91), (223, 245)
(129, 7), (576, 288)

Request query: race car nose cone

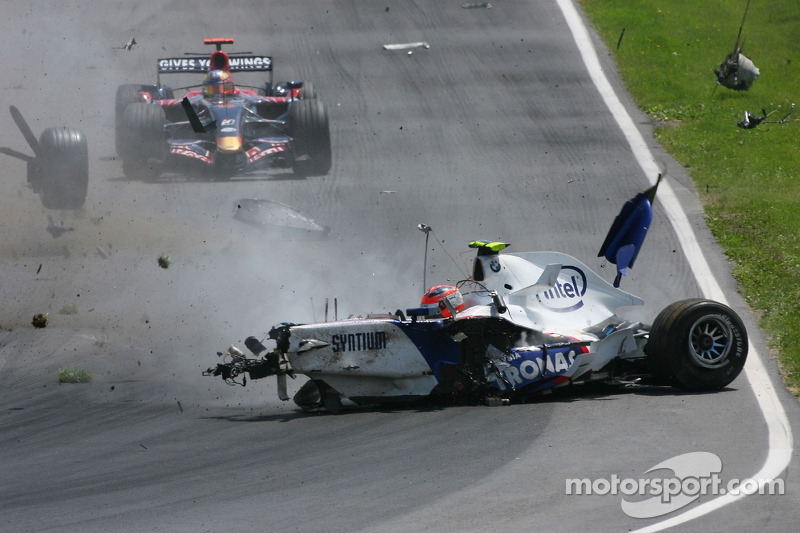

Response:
(217, 136), (242, 153)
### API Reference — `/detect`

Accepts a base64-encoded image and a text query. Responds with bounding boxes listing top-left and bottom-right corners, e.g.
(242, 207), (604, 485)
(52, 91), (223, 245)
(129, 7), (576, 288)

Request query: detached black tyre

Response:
(646, 298), (748, 391)
(120, 102), (165, 180)
(35, 127), (89, 210)
(289, 99), (331, 177)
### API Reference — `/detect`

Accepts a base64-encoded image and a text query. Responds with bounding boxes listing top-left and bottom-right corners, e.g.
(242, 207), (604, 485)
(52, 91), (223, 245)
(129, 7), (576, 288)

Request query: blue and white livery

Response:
(205, 179), (749, 411)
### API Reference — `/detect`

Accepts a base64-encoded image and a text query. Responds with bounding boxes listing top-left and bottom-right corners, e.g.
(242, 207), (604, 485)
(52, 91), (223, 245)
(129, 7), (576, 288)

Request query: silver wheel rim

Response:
(688, 315), (733, 368)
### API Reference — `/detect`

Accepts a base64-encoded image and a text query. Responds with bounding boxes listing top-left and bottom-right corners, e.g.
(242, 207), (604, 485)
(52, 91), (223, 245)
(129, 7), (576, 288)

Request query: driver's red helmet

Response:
(421, 285), (465, 318)
(203, 69), (235, 98)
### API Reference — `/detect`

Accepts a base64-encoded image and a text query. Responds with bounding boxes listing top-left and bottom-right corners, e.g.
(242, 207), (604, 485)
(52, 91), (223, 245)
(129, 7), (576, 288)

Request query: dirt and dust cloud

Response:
(0, 1), (478, 407)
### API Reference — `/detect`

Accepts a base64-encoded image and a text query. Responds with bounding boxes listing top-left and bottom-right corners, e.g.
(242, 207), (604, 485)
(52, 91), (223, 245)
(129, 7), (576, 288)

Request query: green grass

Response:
(580, 0), (800, 394)
(58, 368), (93, 384)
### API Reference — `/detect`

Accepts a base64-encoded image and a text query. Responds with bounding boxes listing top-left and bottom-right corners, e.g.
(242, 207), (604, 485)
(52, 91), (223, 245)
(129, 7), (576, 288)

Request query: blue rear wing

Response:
(598, 174), (662, 288)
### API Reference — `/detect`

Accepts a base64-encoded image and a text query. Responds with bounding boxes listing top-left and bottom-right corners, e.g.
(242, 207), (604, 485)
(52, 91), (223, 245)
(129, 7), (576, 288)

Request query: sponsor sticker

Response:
(171, 146), (211, 164)
(331, 331), (388, 353)
(246, 145), (286, 163)
(536, 265), (587, 313)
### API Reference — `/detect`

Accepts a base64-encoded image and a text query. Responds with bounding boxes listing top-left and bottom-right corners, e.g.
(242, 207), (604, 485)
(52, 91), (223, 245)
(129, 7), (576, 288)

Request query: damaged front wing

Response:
(203, 329), (295, 399)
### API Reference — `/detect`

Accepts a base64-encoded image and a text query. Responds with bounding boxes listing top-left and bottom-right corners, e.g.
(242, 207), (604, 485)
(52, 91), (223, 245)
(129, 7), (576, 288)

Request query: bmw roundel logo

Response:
(490, 260), (501, 272)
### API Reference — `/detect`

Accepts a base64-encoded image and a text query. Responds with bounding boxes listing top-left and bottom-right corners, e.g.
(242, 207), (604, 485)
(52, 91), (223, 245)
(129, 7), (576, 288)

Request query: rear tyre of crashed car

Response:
(289, 99), (331, 177)
(30, 127), (89, 210)
(120, 102), (165, 181)
(646, 298), (748, 391)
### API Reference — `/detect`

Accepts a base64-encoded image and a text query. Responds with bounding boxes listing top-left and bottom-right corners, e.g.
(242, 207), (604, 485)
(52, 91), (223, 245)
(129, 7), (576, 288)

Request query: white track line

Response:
(556, 0), (793, 530)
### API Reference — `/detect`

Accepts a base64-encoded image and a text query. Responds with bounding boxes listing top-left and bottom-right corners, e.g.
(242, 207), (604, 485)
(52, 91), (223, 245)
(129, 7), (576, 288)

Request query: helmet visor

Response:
(204, 78), (233, 97)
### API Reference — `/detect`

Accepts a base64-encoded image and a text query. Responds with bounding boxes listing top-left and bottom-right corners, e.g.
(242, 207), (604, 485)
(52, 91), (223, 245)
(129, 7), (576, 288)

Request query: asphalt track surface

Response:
(1, 1), (798, 531)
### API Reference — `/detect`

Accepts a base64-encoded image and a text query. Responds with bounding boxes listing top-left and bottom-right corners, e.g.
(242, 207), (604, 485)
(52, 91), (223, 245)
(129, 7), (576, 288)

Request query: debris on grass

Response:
(737, 104), (795, 129)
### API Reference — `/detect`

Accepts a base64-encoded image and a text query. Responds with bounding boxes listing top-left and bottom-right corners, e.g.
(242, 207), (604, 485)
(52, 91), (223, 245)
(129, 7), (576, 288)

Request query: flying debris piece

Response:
(418, 224), (433, 290)
(461, 2), (492, 8)
(598, 174), (662, 288)
(158, 255), (171, 269)
(717, 52), (759, 91)
(113, 37), (137, 51)
(383, 42), (430, 51)
(32, 313), (48, 328)
(181, 97), (206, 134)
(617, 28), (626, 49)
(715, 0), (758, 91)
(737, 103), (795, 129)
(233, 198), (329, 237)
(46, 214), (74, 238)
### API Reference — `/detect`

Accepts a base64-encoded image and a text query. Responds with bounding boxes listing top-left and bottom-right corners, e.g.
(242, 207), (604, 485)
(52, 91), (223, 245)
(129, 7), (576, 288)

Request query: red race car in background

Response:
(115, 38), (331, 180)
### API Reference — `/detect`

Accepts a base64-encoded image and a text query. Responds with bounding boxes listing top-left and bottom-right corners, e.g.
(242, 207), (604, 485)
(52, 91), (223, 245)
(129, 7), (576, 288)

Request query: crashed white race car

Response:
(205, 177), (748, 411)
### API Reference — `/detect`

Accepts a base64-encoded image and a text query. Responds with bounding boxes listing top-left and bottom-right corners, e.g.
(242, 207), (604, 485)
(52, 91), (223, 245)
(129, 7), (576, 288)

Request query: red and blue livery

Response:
(115, 38), (331, 180)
